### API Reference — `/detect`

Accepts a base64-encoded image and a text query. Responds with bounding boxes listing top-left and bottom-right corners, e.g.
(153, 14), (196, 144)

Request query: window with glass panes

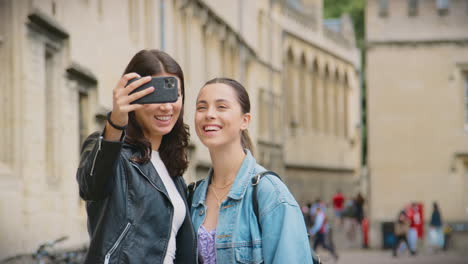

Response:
(408, 0), (418, 16)
(379, 0), (389, 17)
(465, 74), (468, 125)
(436, 0), (450, 15)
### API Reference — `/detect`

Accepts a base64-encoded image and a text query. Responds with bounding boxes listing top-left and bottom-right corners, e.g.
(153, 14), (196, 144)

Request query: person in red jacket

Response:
(332, 189), (345, 226)
(406, 203), (421, 255)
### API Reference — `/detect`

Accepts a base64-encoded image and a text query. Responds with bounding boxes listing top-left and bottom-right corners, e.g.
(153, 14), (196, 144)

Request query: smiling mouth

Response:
(203, 125), (222, 132)
(155, 115), (172, 121)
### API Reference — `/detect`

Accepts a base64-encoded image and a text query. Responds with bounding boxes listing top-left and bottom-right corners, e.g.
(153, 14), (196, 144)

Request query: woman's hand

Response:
(104, 73), (154, 141)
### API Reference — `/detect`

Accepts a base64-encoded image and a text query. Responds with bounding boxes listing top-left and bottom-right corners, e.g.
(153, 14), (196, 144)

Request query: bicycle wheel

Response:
(0, 254), (35, 264)
(315, 249), (334, 263)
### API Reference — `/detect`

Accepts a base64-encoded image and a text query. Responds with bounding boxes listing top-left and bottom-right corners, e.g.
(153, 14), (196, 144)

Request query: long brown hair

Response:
(203, 77), (254, 153)
(123, 49), (189, 177)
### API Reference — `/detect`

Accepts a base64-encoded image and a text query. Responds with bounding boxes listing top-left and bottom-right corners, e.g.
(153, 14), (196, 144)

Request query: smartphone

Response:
(127, 76), (178, 104)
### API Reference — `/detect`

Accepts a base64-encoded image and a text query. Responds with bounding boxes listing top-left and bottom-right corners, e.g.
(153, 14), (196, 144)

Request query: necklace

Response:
(211, 178), (235, 189)
(210, 185), (231, 207)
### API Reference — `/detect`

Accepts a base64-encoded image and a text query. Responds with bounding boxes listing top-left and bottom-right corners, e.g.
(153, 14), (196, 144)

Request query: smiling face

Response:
(195, 83), (251, 150)
(134, 73), (183, 139)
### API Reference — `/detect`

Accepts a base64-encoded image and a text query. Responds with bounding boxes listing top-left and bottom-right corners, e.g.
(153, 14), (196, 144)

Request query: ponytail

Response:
(241, 129), (254, 154)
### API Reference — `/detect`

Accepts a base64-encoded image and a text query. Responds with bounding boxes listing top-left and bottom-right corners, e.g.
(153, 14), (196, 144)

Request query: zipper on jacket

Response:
(104, 222), (132, 264)
(90, 136), (103, 176)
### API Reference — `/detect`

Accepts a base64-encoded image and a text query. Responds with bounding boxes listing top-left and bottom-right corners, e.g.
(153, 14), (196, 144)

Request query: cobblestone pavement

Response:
(317, 249), (468, 264)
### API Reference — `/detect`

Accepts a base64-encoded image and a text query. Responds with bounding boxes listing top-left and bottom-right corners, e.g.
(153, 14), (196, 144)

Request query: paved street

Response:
(318, 249), (468, 264)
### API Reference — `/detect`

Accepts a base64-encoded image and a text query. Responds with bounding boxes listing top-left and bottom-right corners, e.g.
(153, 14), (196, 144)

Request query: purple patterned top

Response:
(197, 225), (217, 264)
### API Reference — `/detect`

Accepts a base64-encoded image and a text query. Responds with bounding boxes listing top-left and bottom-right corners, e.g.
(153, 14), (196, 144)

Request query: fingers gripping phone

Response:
(127, 76), (179, 104)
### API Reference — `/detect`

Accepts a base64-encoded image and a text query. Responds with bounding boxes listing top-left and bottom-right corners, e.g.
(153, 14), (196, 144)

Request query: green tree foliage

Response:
(324, 0), (365, 48)
(324, 0), (367, 166)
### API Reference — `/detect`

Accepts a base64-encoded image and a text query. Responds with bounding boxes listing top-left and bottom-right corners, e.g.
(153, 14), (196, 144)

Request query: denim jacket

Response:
(190, 150), (314, 264)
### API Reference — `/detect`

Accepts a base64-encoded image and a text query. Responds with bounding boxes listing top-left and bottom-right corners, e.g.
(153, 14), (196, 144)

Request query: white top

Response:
(151, 151), (186, 264)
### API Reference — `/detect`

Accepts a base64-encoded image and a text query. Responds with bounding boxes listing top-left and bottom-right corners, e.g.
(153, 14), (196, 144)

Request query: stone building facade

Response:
(366, 0), (468, 248)
(0, 0), (360, 256)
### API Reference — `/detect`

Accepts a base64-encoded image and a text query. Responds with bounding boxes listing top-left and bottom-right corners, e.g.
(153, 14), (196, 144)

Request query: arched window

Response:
(323, 65), (330, 134)
(334, 70), (340, 136)
(299, 54), (307, 129)
(285, 48), (298, 133)
(311, 59), (319, 132)
(343, 74), (350, 138)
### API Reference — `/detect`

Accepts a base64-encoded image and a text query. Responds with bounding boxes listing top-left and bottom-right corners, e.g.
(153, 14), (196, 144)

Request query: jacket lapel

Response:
(129, 158), (169, 199)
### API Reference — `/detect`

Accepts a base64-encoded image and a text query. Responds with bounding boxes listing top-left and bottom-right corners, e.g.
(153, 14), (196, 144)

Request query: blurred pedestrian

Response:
(302, 202), (313, 229)
(428, 202), (444, 251)
(332, 189), (345, 227)
(406, 202), (421, 255)
(392, 211), (411, 257)
(443, 224), (452, 251)
(355, 193), (365, 225)
(342, 199), (358, 242)
(309, 198), (327, 221)
(310, 206), (339, 261)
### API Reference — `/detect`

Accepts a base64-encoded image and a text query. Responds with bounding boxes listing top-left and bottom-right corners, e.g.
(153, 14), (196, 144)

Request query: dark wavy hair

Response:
(123, 49), (189, 177)
(203, 77), (254, 153)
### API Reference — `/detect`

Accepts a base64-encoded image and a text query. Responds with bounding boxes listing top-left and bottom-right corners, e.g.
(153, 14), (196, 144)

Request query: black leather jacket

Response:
(76, 132), (197, 264)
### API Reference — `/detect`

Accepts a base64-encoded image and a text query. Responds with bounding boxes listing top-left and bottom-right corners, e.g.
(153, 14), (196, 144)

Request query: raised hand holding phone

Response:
(127, 76), (178, 104)
(104, 73), (154, 141)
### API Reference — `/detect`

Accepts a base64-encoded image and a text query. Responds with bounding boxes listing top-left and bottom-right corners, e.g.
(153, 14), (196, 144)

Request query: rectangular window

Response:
(378, 0), (389, 17)
(408, 0), (418, 16)
(0, 35), (6, 165)
(45, 50), (55, 182)
(79, 92), (89, 145)
(437, 0), (450, 15)
(465, 74), (468, 126)
(273, 94), (282, 143)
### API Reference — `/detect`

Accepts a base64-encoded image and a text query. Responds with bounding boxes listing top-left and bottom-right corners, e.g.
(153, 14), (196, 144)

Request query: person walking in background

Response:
(332, 190), (345, 227)
(302, 202), (313, 230)
(429, 202), (444, 251)
(355, 193), (365, 226)
(406, 203), (421, 255)
(310, 206), (339, 261)
(342, 198), (358, 242)
(310, 198), (327, 220)
(392, 211), (411, 257)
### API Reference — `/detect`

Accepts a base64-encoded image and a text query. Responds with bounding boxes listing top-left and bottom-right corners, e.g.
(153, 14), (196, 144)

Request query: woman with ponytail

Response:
(190, 78), (313, 263)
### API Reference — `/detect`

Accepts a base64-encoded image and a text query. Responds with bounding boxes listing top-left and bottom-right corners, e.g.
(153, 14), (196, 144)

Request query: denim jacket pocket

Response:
(234, 244), (263, 264)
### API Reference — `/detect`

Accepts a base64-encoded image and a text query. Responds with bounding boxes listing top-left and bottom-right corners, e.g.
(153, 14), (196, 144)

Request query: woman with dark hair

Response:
(77, 49), (196, 264)
(429, 202), (444, 250)
(189, 78), (313, 263)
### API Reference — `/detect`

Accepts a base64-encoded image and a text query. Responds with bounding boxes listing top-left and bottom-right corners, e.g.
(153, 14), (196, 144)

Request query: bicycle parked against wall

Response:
(0, 236), (87, 264)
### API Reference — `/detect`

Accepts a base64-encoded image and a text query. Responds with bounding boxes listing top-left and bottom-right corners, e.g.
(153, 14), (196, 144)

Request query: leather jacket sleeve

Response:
(76, 131), (124, 201)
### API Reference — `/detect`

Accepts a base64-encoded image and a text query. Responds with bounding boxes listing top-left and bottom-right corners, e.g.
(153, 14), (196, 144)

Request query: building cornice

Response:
(455, 152), (468, 159)
(283, 30), (360, 69)
(66, 62), (98, 86)
(367, 39), (468, 47)
(457, 62), (468, 70)
(27, 9), (69, 40)
(285, 162), (355, 173)
(182, 0), (257, 59)
(257, 139), (283, 149)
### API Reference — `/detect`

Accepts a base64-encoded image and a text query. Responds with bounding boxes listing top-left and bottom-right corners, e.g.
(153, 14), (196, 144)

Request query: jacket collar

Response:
(193, 150), (257, 207)
(122, 146), (170, 198)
